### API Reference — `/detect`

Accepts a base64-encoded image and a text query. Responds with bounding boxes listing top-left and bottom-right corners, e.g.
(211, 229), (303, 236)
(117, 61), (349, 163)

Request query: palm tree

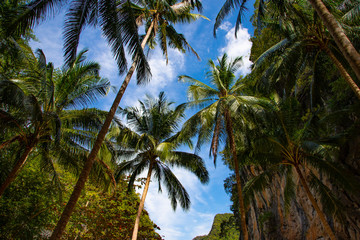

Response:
(250, 1), (360, 101)
(243, 98), (357, 240)
(114, 92), (209, 240)
(214, 0), (360, 83)
(179, 53), (267, 240)
(50, 1), (205, 238)
(307, 0), (360, 82)
(0, 48), (111, 196)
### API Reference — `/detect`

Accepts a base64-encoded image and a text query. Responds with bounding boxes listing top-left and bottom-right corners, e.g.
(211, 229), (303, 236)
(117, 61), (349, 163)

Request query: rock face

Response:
(241, 136), (360, 240)
(196, 138), (360, 240)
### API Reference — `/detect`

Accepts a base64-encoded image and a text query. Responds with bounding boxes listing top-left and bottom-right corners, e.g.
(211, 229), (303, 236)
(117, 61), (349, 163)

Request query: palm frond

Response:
(0, 78), (29, 110)
(7, 0), (64, 37)
(252, 38), (292, 69)
(165, 24), (200, 60)
(63, 0), (97, 64)
(309, 172), (344, 221)
(37, 144), (64, 201)
(243, 165), (279, 204)
(341, 0), (360, 24)
(116, 153), (149, 192)
(304, 155), (358, 192)
(115, 127), (141, 148)
(62, 77), (111, 109)
(119, 0), (151, 84)
(167, 151), (209, 184)
(214, 0), (246, 37)
(178, 75), (218, 99)
(155, 161), (190, 210)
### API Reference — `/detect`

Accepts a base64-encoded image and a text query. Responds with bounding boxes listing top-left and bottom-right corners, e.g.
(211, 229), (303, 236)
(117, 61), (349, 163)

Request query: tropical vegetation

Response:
(1, 0), (360, 239)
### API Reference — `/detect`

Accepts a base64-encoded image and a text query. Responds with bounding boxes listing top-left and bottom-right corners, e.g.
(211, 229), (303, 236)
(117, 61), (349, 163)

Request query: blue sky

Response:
(30, 0), (255, 239)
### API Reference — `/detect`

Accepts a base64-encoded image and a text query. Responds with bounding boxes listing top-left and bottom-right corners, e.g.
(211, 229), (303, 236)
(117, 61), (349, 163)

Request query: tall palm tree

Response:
(250, 1), (360, 101)
(307, 0), (360, 81)
(243, 98), (357, 240)
(114, 92), (209, 240)
(214, 0), (360, 83)
(0, 48), (111, 196)
(179, 53), (267, 240)
(50, 1), (205, 238)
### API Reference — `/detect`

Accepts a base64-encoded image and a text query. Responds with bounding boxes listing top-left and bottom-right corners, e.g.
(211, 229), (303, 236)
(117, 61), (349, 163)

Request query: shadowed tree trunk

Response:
(49, 21), (155, 240)
(295, 165), (336, 240)
(0, 139), (37, 197)
(322, 44), (360, 100)
(224, 110), (249, 240)
(309, 0), (360, 82)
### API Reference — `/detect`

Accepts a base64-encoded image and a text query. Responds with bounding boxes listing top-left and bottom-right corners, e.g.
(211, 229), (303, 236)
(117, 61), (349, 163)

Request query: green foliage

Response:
(0, 163), (162, 239)
(0, 47), (116, 193)
(193, 213), (240, 240)
(64, 180), (162, 240)
(0, 161), (59, 239)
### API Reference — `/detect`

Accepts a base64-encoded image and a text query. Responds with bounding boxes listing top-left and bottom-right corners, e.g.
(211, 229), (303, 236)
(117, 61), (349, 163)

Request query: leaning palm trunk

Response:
(132, 161), (154, 240)
(49, 21), (155, 240)
(322, 45), (360, 100)
(308, 0), (360, 82)
(224, 110), (249, 240)
(0, 140), (37, 197)
(295, 165), (336, 240)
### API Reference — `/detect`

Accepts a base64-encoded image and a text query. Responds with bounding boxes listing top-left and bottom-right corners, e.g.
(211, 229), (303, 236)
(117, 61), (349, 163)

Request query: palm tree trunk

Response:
(132, 161), (154, 240)
(295, 165), (336, 240)
(0, 141), (36, 197)
(49, 21), (156, 240)
(224, 110), (249, 240)
(308, 0), (360, 81)
(322, 45), (360, 100)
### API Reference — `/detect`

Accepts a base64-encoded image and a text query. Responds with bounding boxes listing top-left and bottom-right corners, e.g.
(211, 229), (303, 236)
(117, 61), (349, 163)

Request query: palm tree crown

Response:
(0, 47), (112, 196)
(115, 92), (209, 208)
(179, 53), (264, 161)
(114, 92), (209, 240)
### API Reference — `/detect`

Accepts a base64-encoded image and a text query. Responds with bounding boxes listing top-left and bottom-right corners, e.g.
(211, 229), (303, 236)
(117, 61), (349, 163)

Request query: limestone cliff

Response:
(240, 135), (360, 240)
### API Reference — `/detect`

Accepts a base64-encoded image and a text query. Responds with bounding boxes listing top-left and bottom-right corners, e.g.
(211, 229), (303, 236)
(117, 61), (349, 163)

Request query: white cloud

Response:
(219, 26), (253, 76)
(219, 21), (232, 31)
